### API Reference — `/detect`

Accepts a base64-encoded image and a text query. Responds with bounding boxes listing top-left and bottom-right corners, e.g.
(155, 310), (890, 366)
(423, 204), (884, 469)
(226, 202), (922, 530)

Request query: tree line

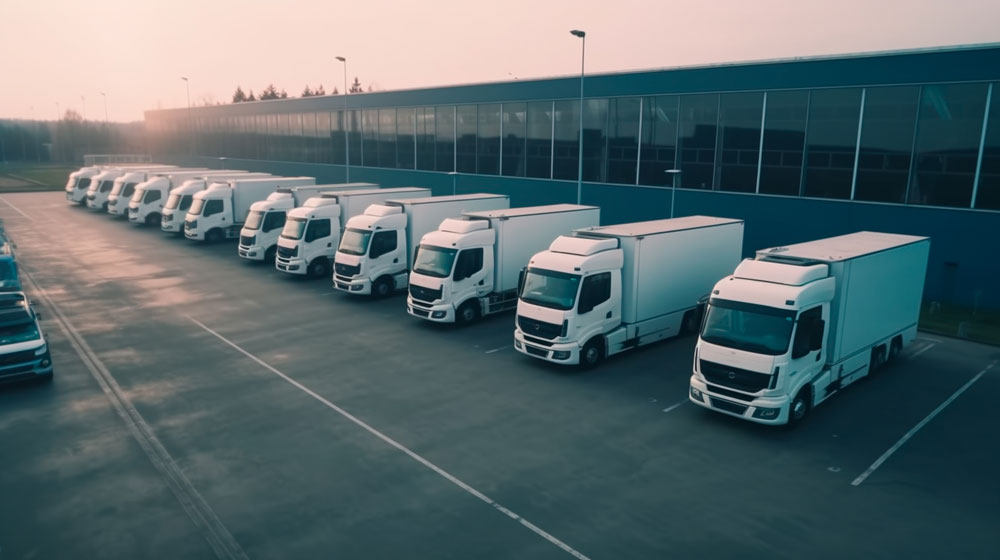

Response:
(231, 77), (371, 103)
(0, 111), (145, 163)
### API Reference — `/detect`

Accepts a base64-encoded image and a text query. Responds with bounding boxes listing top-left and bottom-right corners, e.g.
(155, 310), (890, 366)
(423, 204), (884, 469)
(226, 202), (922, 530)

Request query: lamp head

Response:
(570, 30), (585, 38)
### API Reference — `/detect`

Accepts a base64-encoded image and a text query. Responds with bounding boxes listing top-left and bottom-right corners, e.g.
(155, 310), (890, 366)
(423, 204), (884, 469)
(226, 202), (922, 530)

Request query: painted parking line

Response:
(0, 196), (34, 220)
(907, 342), (935, 359)
(851, 359), (997, 487)
(23, 270), (248, 560)
(662, 398), (688, 414)
(485, 345), (510, 354)
(186, 315), (592, 560)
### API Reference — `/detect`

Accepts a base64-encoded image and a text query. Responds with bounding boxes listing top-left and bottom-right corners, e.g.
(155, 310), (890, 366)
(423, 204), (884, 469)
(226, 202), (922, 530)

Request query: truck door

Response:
(452, 247), (486, 302)
(577, 272), (616, 337)
(303, 219), (332, 261)
(366, 230), (400, 281)
(787, 306), (826, 393)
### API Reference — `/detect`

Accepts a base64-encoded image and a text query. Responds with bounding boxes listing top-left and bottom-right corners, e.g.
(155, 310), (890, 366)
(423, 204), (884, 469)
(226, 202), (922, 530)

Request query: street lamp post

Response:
(570, 29), (586, 205)
(336, 56), (349, 182)
(181, 77), (193, 154)
(81, 95), (86, 121)
(100, 92), (108, 122)
(666, 169), (682, 218)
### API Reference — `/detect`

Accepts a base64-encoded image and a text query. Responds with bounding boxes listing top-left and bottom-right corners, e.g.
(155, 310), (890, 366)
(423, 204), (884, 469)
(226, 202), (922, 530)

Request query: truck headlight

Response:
(551, 350), (571, 360)
(690, 386), (703, 401)
(34, 344), (48, 356)
(431, 311), (446, 319)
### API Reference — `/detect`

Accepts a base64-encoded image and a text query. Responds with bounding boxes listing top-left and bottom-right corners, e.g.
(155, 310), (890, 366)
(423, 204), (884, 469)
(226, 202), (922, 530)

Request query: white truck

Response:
(275, 187), (430, 277)
(185, 177), (316, 242)
(515, 216), (744, 367)
(128, 170), (256, 226)
(85, 165), (176, 211)
(65, 166), (101, 204)
(334, 194), (510, 297)
(239, 183), (379, 263)
(690, 231), (930, 426)
(407, 204), (600, 324)
(109, 168), (210, 218)
(160, 173), (271, 234)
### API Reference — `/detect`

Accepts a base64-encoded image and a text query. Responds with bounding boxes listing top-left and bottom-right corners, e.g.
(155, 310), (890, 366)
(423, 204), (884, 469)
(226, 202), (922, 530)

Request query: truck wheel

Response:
(888, 337), (902, 363)
(580, 338), (604, 369)
(682, 309), (701, 335)
(205, 229), (223, 243)
(307, 258), (330, 278)
(787, 387), (811, 426)
(869, 346), (886, 376)
(265, 246), (277, 263)
(145, 213), (159, 226)
(456, 301), (480, 324)
(373, 277), (393, 298)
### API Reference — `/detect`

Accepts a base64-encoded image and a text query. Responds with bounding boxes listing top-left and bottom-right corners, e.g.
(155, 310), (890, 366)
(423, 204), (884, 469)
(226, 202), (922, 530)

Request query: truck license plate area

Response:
(524, 345), (549, 358)
(710, 397), (748, 415)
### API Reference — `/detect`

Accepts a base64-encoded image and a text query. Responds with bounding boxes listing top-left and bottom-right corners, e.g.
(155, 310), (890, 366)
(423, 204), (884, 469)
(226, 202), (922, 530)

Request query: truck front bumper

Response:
(407, 297), (454, 322)
(0, 352), (54, 385)
(238, 244), (266, 261)
(333, 275), (371, 295)
(128, 212), (145, 224)
(184, 228), (205, 241)
(275, 257), (306, 275)
(86, 199), (102, 210)
(688, 376), (789, 425)
(513, 329), (579, 364)
(161, 216), (181, 233)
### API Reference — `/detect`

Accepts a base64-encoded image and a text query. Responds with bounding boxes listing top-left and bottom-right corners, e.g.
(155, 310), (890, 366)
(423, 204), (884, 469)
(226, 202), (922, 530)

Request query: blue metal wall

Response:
(166, 155), (997, 309)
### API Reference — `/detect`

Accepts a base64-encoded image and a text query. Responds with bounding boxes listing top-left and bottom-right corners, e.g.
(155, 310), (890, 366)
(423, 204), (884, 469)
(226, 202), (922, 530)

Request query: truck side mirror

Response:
(517, 267), (527, 296)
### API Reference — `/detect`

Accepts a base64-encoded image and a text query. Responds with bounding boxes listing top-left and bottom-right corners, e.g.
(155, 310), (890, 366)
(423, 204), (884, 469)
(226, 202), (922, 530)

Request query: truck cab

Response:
(65, 167), (100, 204)
(334, 205), (406, 294)
(407, 218), (495, 322)
(184, 183), (232, 242)
(128, 180), (169, 226)
(239, 192), (293, 262)
(161, 180), (205, 234)
(275, 198), (341, 277)
(85, 169), (125, 211)
(0, 292), (53, 384)
(515, 236), (623, 364)
(106, 171), (147, 217)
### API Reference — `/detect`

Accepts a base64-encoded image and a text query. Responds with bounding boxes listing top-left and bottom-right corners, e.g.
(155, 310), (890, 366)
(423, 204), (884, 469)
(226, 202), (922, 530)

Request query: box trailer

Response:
(184, 177), (315, 242)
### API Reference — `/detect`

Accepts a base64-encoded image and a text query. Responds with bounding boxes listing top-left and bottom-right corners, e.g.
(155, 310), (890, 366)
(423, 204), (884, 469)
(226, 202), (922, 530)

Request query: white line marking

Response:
(851, 359), (996, 487)
(23, 271), (247, 560)
(485, 345), (510, 354)
(186, 315), (591, 560)
(662, 398), (688, 414)
(917, 335), (942, 343)
(909, 342), (935, 359)
(0, 196), (34, 220)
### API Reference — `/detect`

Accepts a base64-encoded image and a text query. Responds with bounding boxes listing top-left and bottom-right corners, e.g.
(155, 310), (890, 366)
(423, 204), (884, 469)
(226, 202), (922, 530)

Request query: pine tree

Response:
(349, 77), (363, 93)
(301, 85), (314, 97)
(279, 89), (288, 99)
(259, 84), (280, 100)
(247, 90), (256, 102)
(331, 86), (338, 95)
(232, 86), (247, 103)
(315, 84), (326, 95)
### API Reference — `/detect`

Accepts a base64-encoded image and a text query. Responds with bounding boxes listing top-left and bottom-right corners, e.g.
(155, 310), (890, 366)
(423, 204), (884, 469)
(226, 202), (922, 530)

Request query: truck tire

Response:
(145, 213), (159, 226)
(373, 277), (393, 298)
(580, 338), (604, 369)
(787, 387), (811, 426)
(682, 309), (701, 335)
(456, 301), (480, 325)
(205, 229), (223, 243)
(307, 258), (330, 278)
(265, 246), (277, 263)
(869, 346), (886, 376)
(888, 336), (903, 362)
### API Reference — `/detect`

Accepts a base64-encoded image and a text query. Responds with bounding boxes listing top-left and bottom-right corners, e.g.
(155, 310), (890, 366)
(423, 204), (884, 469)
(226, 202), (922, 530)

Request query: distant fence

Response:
(83, 154), (153, 166)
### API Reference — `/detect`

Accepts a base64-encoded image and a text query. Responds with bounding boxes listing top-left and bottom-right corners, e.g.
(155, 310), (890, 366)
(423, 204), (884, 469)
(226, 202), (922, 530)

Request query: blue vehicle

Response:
(0, 292), (52, 384)
(0, 255), (20, 292)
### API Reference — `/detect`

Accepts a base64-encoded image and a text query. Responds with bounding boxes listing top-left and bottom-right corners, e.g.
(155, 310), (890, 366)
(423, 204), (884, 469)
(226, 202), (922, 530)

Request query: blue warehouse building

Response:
(145, 44), (1000, 309)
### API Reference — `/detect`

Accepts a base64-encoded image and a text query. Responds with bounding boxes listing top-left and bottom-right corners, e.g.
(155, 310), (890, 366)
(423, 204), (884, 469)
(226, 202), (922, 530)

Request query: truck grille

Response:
(0, 349), (37, 366)
(335, 262), (360, 277)
(709, 397), (748, 415)
(700, 360), (771, 393)
(408, 284), (441, 303)
(517, 316), (562, 340)
(185, 220), (197, 230)
(240, 235), (255, 246)
(277, 245), (298, 259)
(86, 193), (96, 200)
(162, 213), (172, 222)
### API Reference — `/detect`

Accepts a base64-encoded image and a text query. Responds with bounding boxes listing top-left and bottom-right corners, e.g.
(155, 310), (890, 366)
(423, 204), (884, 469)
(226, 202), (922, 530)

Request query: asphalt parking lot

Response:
(0, 191), (997, 560)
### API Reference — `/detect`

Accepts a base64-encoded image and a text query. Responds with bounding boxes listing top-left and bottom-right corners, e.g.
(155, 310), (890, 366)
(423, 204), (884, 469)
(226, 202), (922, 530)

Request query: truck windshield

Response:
(0, 321), (40, 346)
(281, 217), (307, 240)
(0, 261), (20, 291)
(99, 180), (114, 193)
(339, 228), (372, 256)
(165, 194), (181, 210)
(412, 245), (457, 278)
(520, 268), (580, 310)
(188, 198), (206, 216)
(700, 298), (795, 356)
(245, 210), (265, 231)
(131, 189), (146, 203)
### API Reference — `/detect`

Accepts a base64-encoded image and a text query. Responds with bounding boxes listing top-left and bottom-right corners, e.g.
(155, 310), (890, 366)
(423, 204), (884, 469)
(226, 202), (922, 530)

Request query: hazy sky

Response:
(2, 0), (998, 122)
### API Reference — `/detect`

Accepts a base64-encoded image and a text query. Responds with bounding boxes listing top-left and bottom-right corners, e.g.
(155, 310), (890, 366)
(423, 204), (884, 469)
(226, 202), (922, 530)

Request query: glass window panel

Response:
(330, 110), (344, 165)
(397, 107), (415, 169)
(607, 97), (640, 184)
(909, 83), (988, 207)
(639, 95), (679, 186)
(976, 84), (1000, 210)
(456, 105), (477, 173)
(378, 108), (397, 168)
(678, 94), (719, 189)
(803, 88), (863, 200)
(266, 115), (279, 160)
(502, 103), (526, 177)
(854, 86), (920, 203)
(716, 92), (763, 193)
(759, 90), (808, 196)
(477, 103), (501, 175)
(416, 107), (436, 171)
(581, 98), (608, 182)
(553, 99), (580, 180)
(289, 113), (304, 162)
(347, 109), (362, 166)
(362, 109), (378, 167)
(526, 101), (552, 178)
(301, 112), (317, 163)
(436, 106), (455, 172)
